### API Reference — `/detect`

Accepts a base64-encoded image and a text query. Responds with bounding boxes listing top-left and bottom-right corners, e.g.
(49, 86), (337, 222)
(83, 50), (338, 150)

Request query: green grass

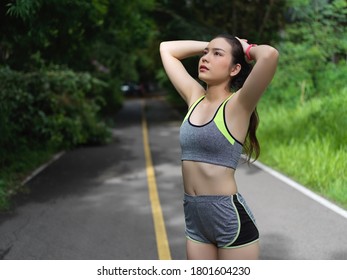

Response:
(0, 145), (58, 211)
(257, 89), (347, 209)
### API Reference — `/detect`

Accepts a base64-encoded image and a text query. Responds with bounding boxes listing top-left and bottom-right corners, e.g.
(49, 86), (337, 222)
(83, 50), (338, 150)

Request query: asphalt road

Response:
(0, 96), (346, 260)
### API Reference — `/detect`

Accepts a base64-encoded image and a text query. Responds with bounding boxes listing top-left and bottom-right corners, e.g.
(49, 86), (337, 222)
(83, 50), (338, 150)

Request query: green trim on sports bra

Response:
(213, 95), (235, 145)
(182, 95), (205, 123)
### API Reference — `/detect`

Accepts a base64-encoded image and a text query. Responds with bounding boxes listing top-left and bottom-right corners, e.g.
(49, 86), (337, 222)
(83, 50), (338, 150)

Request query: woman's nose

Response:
(201, 54), (208, 62)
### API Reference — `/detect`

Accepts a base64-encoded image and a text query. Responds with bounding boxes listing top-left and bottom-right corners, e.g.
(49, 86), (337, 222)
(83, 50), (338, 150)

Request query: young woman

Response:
(159, 34), (279, 260)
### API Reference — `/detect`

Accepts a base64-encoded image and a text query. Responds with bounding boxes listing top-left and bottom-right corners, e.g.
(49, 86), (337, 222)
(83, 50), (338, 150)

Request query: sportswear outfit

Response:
(179, 95), (259, 248)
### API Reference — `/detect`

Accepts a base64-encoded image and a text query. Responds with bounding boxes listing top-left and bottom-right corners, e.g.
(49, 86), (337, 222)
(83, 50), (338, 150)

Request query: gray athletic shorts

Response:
(184, 193), (259, 248)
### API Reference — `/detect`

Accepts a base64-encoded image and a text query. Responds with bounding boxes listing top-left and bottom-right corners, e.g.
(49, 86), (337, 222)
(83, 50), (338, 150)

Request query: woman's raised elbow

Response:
(159, 41), (170, 53)
(267, 46), (279, 61)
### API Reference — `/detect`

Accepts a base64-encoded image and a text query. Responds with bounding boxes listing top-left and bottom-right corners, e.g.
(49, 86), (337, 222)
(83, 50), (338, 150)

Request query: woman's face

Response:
(198, 38), (234, 85)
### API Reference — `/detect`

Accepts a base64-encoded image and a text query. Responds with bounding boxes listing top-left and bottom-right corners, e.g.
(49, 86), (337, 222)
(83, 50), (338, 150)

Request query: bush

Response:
(315, 62), (347, 96)
(92, 72), (124, 116)
(0, 66), (112, 165)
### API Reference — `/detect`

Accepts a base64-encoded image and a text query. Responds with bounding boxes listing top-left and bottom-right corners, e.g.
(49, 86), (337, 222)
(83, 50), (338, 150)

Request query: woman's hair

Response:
(214, 34), (260, 162)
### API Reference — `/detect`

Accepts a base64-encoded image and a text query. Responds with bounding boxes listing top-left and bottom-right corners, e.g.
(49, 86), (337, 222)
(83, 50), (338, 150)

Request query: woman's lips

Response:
(199, 65), (209, 71)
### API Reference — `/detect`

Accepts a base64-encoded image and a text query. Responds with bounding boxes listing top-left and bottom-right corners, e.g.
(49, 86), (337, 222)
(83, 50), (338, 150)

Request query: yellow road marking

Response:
(141, 99), (172, 260)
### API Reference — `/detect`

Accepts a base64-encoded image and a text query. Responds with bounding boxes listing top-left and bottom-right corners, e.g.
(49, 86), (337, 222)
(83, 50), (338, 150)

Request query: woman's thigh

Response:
(218, 241), (260, 260)
(186, 239), (218, 260)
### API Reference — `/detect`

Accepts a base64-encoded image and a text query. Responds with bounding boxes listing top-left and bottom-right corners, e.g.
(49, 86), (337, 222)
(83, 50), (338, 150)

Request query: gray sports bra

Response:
(179, 95), (243, 169)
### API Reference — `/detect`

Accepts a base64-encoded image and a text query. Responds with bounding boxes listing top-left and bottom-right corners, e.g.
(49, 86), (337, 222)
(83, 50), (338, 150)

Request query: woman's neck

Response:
(205, 84), (232, 103)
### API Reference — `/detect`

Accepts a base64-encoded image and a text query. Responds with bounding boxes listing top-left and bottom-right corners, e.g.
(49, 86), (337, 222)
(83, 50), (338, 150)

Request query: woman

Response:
(159, 34), (279, 260)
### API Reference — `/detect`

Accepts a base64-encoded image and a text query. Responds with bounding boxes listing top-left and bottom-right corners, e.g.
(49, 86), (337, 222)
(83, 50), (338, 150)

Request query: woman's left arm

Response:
(237, 39), (279, 113)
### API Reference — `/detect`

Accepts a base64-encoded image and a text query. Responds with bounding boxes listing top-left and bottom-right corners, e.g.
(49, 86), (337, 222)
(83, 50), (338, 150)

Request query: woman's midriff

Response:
(182, 161), (238, 196)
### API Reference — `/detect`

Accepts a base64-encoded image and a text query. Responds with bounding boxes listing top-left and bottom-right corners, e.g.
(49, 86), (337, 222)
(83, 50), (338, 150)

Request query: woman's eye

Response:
(215, 52), (222, 56)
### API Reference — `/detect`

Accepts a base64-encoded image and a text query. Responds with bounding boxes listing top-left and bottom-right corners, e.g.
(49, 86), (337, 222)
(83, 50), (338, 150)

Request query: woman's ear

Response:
(230, 63), (241, 77)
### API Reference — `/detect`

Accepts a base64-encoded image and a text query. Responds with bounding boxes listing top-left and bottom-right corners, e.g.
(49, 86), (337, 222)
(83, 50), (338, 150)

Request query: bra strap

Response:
(214, 94), (235, 145)
(182, 95), (205, 123)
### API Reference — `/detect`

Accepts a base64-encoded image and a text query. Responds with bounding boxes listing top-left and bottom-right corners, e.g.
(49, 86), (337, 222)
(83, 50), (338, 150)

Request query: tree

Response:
(2, 0), (107, 70)
(277, 0), (347, 99)
(153, 0), (286, 43)
(284, 0), (347, 63)
(1, 0), (157, 83)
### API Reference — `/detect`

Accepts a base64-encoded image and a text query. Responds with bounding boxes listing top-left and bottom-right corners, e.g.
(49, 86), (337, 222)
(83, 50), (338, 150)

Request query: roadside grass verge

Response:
(257, 90), (347, 209)
(0, 146), (58, 211)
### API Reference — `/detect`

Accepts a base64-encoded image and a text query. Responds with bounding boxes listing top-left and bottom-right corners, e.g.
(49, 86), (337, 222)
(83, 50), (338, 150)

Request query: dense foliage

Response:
(0, 66), (109, 152)
(264, 0), (347, 105)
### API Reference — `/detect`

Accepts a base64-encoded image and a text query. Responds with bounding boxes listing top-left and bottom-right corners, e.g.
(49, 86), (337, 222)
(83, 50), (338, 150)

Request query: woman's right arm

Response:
(159, 41), (207, 106)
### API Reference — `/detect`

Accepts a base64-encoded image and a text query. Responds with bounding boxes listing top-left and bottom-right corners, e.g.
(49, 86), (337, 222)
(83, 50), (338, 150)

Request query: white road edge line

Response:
(251, 159), (347, 219)
(21, 151), (66, 186)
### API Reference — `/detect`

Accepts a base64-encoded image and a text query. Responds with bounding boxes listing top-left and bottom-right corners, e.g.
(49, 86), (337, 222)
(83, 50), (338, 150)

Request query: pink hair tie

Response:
(245, 44), (257, 61)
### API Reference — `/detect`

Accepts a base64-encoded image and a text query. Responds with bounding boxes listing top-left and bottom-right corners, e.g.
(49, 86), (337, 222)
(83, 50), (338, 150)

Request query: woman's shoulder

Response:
(186, 88), (206, 108)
